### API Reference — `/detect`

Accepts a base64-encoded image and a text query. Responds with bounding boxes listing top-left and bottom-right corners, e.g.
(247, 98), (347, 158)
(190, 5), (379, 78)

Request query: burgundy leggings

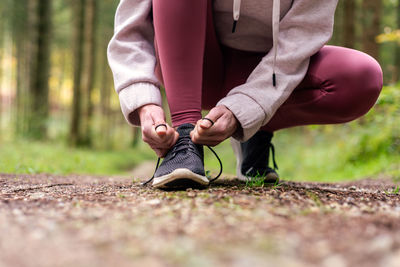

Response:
(152, 0), (383, 132)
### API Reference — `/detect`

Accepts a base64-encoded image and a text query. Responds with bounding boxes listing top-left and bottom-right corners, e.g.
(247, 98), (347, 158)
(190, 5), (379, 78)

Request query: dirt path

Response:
(1, 173), (400, 267)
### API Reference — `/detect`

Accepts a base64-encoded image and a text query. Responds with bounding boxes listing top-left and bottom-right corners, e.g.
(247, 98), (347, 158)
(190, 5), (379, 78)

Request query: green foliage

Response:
(206, 84), (400, 183)
(385, 186), (400, 195)
(1, 0), (400, 183)
(1, 83), (399, 182)
(348, 85), (400, 162)
(0, 139), (154, 175)
(377, 29), (400, 45)
(245, 172), (266, 188)
(273, 84), (400, 182)
(244, 172), (282, 188)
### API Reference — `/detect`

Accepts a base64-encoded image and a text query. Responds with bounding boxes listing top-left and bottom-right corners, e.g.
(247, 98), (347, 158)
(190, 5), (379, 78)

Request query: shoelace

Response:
(141, 140), (223, 186)
(170, 135), (202, 158)
(269, 142), (278, 170)
(244, 141), (278, 176)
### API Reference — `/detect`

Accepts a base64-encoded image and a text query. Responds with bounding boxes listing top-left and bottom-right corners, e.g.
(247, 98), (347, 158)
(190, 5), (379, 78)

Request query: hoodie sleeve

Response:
(217, 0), (339, 141)
(107, 0), (162, 126)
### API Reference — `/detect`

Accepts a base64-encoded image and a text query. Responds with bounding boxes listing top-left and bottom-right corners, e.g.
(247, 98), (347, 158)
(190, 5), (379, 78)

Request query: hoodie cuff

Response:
(118, 83), (162, 126)
(217, 94), (266, 142)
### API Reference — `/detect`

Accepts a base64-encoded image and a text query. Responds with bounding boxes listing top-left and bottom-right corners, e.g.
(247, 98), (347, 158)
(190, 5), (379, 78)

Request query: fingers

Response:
(199, 108), (222, 129)
(196, 107), (228, 137)
(191, 127), (225, 146)
(196, 108), (224, 137)
(199, 118), (214, 129)
(145, 127), (178, 157)
(152, 147), (170, 158)
(154, 123), (167, 136)
(145, 123), (178, 149)
(139, 105), (178, 157)
(191, 106), (238, 146)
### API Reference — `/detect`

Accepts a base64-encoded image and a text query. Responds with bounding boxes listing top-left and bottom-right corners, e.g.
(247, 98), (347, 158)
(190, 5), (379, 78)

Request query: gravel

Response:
(1, 173), (400, 267)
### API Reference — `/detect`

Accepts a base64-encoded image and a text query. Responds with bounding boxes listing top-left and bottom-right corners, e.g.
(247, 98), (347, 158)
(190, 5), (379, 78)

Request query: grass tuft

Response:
(385, 185), (400, 195)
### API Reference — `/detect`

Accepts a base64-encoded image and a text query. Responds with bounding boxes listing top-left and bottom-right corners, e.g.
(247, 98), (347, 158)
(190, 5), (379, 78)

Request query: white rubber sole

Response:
(152, 168), (210, 189)
(230, 137), (248, 182)
(230, 137), (279, 182)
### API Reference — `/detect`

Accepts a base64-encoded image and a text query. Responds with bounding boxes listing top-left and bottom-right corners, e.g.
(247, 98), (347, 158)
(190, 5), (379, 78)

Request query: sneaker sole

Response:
(152, 168), (209, 189)
(230, 137), (279, 183)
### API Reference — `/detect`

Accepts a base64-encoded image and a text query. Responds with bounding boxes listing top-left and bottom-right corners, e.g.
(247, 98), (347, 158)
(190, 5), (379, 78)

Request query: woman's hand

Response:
(190, 105), (239, 146)
(138, 104), (179, 157)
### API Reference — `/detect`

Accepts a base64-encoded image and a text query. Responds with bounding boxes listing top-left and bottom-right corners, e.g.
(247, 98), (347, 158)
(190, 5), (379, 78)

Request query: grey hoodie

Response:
(107, 0), (338, 141)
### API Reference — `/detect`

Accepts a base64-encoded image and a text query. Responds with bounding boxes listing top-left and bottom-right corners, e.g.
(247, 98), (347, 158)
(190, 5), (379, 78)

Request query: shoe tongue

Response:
(177, 123), (195, 136)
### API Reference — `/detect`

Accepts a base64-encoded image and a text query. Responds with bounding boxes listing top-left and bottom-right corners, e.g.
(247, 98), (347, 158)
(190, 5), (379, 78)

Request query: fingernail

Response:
(155, 124), (167, 132)
(200, 120), (211, 128)
(156, 130), (166, 136)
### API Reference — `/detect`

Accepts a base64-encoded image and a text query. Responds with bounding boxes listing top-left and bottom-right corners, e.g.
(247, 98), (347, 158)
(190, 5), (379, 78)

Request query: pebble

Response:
(146, 199), (161, 206)
(187, 192), (196, 198)
(368, 234), (394, 253)
(30, 192), (45, 200)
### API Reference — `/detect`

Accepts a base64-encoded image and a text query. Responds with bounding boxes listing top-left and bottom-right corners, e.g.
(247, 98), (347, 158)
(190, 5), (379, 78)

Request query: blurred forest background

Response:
(0, 0), (399, 181)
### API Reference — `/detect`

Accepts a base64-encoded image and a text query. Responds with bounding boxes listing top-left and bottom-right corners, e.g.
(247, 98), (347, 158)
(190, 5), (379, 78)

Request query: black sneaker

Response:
(150, 123), (210, 189)
(231, 131), (279, 183)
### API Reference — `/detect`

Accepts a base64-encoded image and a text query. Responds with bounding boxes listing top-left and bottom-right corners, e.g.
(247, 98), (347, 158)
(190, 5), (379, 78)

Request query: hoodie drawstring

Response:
(232, 0), (241, 33)
(272, 0), (280, 87)
(232, 0), (280, 87)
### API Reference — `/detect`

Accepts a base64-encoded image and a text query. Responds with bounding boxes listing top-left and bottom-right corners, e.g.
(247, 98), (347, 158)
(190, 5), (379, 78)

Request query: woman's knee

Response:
(323, 47), (383, 122)
(345, 52), (383, 120)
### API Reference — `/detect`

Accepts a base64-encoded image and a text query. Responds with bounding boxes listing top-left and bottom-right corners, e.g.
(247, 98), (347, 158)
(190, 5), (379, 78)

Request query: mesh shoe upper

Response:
(154, 123), (205, 178)
(240, 131), (278, 177)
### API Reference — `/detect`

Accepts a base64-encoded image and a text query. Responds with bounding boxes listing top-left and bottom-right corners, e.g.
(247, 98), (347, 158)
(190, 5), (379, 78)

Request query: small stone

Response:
(187, 192), (196, 198)
(30, 192), (45, 199)
(12, 209), (23, 216)
(146, 199), (161, 206)
(368, 235), (393, 253)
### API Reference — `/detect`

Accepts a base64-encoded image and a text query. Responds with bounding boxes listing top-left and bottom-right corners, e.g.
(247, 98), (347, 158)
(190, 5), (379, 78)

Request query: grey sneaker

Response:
(151, 123), (210, 189)
(231, 131), (279, 183)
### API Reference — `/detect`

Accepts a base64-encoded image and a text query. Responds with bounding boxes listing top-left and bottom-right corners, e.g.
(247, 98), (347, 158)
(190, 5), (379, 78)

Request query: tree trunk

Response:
(343, 0), (355, 48)
(13, 0), (32, 136)
(99, 44), (112, 149)
(395, 1), (400, 82)
(70, 0), (86, 146)
(82, 0), (97, 146)
(28, 0), (52, 139)
(361, 0), (382, 60)
(331, 0), (344, 46)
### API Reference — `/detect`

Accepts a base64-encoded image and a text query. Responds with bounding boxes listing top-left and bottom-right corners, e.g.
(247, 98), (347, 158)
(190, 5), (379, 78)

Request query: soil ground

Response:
(1, 173), (400, 267)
